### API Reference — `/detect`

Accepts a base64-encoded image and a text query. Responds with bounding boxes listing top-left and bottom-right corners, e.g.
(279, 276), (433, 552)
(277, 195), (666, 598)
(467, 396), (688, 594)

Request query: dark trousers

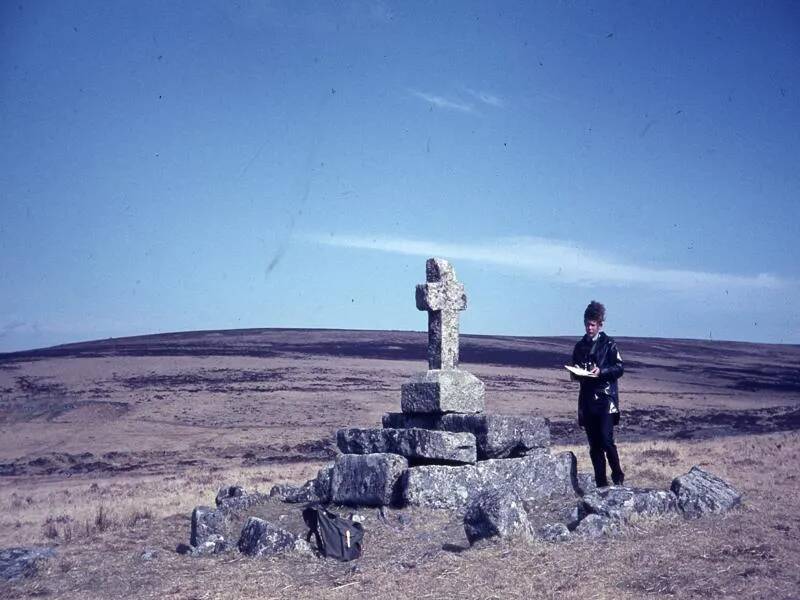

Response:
(584, 411), (624, 487)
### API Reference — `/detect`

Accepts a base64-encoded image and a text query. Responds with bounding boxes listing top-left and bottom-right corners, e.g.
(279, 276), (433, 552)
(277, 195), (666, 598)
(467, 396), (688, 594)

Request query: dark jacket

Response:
(571, 331), (624, 427)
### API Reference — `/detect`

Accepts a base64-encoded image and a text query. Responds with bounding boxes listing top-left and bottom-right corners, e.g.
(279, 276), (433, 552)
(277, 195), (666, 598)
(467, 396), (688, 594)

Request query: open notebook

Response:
(565, 365), (599, 378)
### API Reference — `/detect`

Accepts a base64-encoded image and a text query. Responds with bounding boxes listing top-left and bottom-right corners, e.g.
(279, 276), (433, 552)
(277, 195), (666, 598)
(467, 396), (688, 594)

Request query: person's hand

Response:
(590, 366), (600, 376)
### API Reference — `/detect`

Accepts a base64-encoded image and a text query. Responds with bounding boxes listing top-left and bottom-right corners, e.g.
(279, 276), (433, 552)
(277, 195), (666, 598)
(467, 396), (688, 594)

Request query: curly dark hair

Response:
(584, 300), (606, 323)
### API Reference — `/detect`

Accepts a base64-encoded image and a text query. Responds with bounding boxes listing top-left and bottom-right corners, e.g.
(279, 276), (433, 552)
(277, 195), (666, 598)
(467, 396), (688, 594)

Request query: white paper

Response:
(565, 364), (598, 378)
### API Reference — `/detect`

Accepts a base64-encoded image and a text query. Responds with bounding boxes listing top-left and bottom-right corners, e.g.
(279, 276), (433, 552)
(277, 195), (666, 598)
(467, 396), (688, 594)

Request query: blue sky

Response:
(1, 1), (798, 352)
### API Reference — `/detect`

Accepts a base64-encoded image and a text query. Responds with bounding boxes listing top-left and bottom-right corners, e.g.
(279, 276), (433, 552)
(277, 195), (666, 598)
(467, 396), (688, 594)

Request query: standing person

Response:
(571, 300), (625, 487)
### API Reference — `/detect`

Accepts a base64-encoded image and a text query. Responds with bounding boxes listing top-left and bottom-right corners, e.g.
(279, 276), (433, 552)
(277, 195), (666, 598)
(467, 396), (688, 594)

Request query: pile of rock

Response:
(328, 258), (577, 511)
(182, 257), (743, 556)
(184, 485), (314, 557)
(275, 258), (742, 544)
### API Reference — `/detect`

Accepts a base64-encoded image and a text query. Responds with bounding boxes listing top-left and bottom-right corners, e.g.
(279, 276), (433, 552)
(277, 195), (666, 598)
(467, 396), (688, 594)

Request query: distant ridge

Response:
(2, 329), (799, 392)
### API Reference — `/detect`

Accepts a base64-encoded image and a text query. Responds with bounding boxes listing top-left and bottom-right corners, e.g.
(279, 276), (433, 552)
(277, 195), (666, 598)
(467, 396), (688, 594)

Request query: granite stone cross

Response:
(415, 258), (467, 370)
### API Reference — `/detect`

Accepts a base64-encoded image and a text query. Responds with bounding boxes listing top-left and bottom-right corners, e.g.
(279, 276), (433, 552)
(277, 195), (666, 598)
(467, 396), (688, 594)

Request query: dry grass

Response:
(2, 331), (798, 598)
(0, 461), (325, 548)
(2, 432), (799, 599)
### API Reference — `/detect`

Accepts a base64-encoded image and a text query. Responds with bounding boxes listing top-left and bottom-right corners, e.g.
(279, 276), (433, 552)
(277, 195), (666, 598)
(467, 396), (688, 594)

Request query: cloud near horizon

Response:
(306, 233), (786, 292)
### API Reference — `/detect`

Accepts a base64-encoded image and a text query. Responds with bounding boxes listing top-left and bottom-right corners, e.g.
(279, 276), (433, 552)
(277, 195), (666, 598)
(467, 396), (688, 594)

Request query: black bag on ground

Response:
(302, 505), (364, 561)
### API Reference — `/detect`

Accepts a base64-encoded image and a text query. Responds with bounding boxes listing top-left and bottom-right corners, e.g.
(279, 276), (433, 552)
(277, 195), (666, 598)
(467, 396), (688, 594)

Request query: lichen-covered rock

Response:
(400, 369), (485, 414)
(581, 487), (679, 522)
(555, 451), (580, 493)
(0, 547), (56, 582)
(190, 506), (227, 547)
(538, 522), (571, 542)
(464, 489), (534, 545)
(292, 538), (315, 557)
(270, 481), (312, 503)
(237, 517), (303, 557)
(330, 453), (408, 506)
(671, 466), (742, 518)
(313, 463), (334, 501)
(215, 485), (269, 511)
(404, 451), (577, 510)
(444, 414), (550, 459)
(382, 412), (440, 430)
(403, 463), (477, 509)
(562, 503), (588, 530)
(192, 534), (229, 555)
(382, 413), (550, 459)
(283, 463), (335, 504)
(215, 485), (245, 506)
(270, 463), (334, 504)
(573, 514), (617, 538)
(575, 472), (597, 496)
(337, 428), (477, 464)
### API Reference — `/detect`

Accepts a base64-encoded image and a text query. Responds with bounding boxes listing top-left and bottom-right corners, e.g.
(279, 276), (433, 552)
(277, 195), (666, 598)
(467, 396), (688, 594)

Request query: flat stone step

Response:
(330, 453), (408, 507)
(337, 427), (477, 464)
(382, 413), (550, 459)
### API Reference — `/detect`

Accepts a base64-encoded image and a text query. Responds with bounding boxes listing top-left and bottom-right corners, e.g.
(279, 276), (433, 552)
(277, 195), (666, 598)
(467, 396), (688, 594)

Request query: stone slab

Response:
(537, 522), (571, 542)
(383, 413), (550, 459)
(581, 487), (679, 522)
(382, 412), (441, 430)
(190, 506), (227, 547)
(671, 466), (742, 518)
(464, 488), (534, 545)
(404, 450), (577, 510)
(214, 486), (269, 511)
(237, 517), (309, 557)
(271, 463), (333, 503)
(330, 453), (408, 507)
(337, 427), (477, 464)
(400, 369), (485, 414)
(573, 514), (618, 538)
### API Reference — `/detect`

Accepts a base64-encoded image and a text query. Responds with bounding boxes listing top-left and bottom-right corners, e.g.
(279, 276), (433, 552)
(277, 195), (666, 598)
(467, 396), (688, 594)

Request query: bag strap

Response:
(302, 506), (325, 552)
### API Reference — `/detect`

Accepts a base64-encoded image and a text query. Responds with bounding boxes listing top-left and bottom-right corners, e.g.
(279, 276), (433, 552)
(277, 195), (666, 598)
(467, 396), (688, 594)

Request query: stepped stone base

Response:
(400, 369), (485, 414)
(337, 428), (477, 464)
(330, 453), (408, 507)
(383, 413), (549, 459)
(404, 450), (577, 510)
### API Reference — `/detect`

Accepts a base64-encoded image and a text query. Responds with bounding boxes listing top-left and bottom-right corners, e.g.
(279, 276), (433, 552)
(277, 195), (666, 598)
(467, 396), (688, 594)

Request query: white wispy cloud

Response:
(464, 88), (504, 108)
(305, 233), (786, 292)
(410, 90), (474, 113)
